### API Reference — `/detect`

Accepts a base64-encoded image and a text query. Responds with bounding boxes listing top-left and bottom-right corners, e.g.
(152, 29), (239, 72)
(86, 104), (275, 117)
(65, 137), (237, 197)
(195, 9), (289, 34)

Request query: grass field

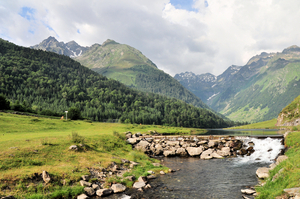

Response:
(0, 112), (204, 198)
(228, 118), (278, 129)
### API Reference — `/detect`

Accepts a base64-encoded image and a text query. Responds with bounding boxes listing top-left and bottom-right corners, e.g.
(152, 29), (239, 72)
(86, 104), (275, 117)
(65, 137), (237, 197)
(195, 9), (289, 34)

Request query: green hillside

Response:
(74, 39), (210, 110)
(0, 38), (231, 128)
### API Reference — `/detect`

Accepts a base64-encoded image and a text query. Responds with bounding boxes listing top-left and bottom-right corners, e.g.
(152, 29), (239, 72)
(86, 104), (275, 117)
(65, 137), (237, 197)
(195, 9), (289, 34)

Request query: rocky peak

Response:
(102, 39), (119, 47)
(282, 45), (300, 54)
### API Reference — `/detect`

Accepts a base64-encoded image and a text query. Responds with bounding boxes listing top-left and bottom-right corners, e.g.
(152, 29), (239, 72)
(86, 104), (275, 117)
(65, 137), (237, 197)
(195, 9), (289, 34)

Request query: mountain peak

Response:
(102, 39), (119, 47)
(44, 36), (58, 43)
(282, 45), (300, 53)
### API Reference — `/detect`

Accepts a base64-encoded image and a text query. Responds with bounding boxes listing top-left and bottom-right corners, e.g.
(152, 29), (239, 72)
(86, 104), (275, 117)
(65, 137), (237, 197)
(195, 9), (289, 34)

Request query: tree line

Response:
(0, 38), (240, 128)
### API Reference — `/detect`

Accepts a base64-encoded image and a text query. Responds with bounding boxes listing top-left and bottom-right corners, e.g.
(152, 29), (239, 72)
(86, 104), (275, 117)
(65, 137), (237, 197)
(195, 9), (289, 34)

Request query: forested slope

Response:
(0, 38), (232, 128)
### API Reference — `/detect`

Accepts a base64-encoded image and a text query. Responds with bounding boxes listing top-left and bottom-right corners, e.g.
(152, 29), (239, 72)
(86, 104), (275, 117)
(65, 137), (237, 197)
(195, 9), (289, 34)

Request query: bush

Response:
(71, 132), (85, 144)
(68, 107), (81, 120)
(0, 94), (10, 110)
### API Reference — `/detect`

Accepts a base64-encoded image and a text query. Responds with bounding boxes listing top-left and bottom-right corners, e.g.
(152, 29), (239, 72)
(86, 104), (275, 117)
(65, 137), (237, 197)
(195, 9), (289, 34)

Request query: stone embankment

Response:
(126, 132), (255, 159)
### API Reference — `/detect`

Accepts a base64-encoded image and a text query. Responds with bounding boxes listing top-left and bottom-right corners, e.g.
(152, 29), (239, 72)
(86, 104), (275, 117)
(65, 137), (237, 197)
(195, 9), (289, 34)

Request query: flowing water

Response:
(105, 136), (285, 199)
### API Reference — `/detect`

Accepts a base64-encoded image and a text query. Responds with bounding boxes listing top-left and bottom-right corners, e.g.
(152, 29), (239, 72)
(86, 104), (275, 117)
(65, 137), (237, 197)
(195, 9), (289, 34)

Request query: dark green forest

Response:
(0, 38), (234, 128)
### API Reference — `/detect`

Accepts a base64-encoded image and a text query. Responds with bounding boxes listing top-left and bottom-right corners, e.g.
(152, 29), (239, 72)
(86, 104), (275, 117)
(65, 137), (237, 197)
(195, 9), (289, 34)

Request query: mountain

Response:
(175, 47), (300, 123)
(30, 36), (89, 57)
(32, 37), (211, 110)
(0, 38), (232, 128)
(276, 95), (300, 126)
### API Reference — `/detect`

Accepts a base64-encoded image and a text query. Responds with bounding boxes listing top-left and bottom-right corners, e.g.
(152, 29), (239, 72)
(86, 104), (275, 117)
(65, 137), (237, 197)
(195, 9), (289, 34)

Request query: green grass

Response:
(0, 112), (203, 198)
(228, 118), (278, 129)
(255, 131), (300, 198)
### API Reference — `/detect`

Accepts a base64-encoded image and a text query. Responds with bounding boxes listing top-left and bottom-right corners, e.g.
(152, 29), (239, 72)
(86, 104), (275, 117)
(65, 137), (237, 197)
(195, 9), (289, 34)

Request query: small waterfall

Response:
(234, 137), (285, 164)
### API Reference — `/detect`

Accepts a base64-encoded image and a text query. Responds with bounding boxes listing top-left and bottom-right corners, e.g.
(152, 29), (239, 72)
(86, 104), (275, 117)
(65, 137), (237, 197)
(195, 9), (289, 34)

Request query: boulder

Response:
(127, 138), (138, 145)
(284, 187), (300, 197)
(153, 144), (163, 155)
(160, 171), (166, 175)
(69, 145), (78, 150)
(241, 189), (256, 195)
(135, 140), (150, 152)
(200, 149), (213, 160)
(175, 148), (187, 156)
(186, 146), (204, 156)
(77, 194), (89, 199)
(125, 176), (136, 181)
(125, 132), (132, 139)
(197, 140), (207, 145)
(80, 180), (92, 187)
(145, 184), (151, 189)
(256, 167), (270, 179)
(147, 175), (156, 179)
(163, 150), (176, 157)
(276, 155), (288, 164)
(92, 184), (100, 190)
(216, 147), (231, 157)
(84, 187), (95, 196)
(208, 140), (218, 148)
(81, 175), (90, 181)
(212, 151), (223, 159)
(111, 183), (126, 193)
(42, 170), (51, 184)
(138, 176), (147, 183)
(96, 188), (113, 197)
(166, 141), (180, 147)
(133, 181), (146, 189)
(147, 170), (154, 174)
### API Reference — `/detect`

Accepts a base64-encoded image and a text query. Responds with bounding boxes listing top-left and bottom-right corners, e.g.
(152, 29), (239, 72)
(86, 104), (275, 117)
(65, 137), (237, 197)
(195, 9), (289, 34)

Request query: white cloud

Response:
(1, 0), (300, 76)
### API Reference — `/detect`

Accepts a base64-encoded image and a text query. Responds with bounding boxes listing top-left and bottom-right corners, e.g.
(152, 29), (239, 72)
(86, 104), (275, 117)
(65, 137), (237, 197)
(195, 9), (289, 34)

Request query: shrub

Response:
(68, 107), (81, 120)
(0, 94), (10, 110)
(71, 132), (85, 144)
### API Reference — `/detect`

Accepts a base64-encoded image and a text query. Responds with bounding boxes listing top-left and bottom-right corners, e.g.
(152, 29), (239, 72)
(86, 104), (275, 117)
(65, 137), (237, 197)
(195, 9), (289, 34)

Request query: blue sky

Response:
(170, 0), (198, 11)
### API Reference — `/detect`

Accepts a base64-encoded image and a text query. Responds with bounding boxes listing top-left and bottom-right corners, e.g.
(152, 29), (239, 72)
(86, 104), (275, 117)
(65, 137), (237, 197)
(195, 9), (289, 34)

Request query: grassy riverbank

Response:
(0, 112), (206, 198)
(228, 118), (278, 129)
(255, 131), (300, 198)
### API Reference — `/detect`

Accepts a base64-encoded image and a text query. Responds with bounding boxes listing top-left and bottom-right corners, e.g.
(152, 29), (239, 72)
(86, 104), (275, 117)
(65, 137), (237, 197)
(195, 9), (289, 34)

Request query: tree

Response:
(68, 107), (81, 120)
(0, 94), (10, 110)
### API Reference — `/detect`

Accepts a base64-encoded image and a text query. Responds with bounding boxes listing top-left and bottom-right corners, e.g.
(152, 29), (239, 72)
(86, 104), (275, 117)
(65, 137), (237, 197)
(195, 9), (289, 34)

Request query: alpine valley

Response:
(31, 37), (210, 111)
(175, 46), (300, 122)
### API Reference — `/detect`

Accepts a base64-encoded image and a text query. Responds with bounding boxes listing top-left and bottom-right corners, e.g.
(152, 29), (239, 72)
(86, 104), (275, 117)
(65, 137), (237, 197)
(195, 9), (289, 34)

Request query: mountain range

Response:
(31, 36), (211, 111)
(175, 46), (300, 122)
(1, 38), (231, 128)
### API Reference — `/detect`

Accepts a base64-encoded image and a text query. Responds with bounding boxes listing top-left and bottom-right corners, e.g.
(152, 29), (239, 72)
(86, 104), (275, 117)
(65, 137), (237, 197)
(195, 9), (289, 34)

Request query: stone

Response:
(111, 183), (126, 193)
(198, 140), (208, 145)
(81, 175), (90, 181)
(121, 159), (130, 163)
(208, 140), (218, 148)
(248, 141), (255, 147)
(96, 188), (113, 197)
(80, 180), (92, 187)
(175, 148), (187, 156)
(77, 194), (89, 199)
(84, 187), (95, 196)
(216, 147), (231, 157)
(69, 145), (78, 150)
(147, 175), (156, 179)
(269, 163), (277, 170)
(168, 168), (175, 172)
(111, 164), (119, 172)
(135, 140), (150, 152)
(145, 184), (151, 189)
(138, 176), (147, 183)
(163, 150), (176, 157)
(276, 155), (288, 164)
(125, 133), (132, 139)
(125, 176), (136, 181)
(241, 189), (256, 195)
(127, 138), (138, 144)
(160, 171), (166, 175)
(42, 170), (51, 184)
(200, 149), (213, 160)
(212, 151), (223, 159)
(283, 187), (300, 196)
(166, 141), (180, 147)
(147, 170), (154, 174)
(186, 146), (204, 156)
(92, 184), (100, 190)
(130, 161), (139, 168)
(256, 167), (270, 179)
(133, 181), (146, 189)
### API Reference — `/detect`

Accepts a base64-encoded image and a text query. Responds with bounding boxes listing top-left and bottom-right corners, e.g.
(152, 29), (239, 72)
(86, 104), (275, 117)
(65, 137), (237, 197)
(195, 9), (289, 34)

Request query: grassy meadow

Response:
(0, 112), (205, 198)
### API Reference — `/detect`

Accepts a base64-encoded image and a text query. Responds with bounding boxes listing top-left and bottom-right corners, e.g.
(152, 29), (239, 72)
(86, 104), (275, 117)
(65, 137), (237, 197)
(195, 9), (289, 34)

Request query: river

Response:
(105, 130), (285, 199)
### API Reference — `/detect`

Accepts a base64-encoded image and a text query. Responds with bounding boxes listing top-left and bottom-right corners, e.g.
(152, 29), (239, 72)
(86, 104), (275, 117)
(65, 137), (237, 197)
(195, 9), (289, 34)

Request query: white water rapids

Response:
(234, 137), (285, 165)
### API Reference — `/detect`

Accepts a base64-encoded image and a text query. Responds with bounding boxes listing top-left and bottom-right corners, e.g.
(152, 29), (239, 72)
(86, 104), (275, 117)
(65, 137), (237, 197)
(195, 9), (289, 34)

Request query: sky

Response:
(1, 0), (300, 76)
